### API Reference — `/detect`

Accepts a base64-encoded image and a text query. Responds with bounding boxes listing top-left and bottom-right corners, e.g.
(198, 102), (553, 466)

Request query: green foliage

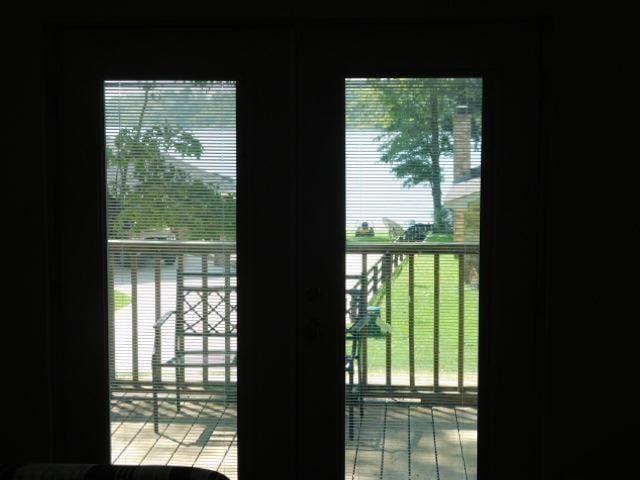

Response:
(435, 206), (454, 234)
(346, 82), (391, 127)
(114, 290), (131, 311)
(107, 82), (235, 241)
(375, 80), (480, 169)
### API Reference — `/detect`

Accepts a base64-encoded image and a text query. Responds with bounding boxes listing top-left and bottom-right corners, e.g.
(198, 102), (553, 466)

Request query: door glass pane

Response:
(105, 81), (237, 478)
(346, 78), (481, 479)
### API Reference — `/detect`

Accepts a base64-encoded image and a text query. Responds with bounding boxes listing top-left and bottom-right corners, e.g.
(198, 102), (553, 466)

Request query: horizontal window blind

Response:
(105, 80), (237, 478)
(345, 78), (481, 479)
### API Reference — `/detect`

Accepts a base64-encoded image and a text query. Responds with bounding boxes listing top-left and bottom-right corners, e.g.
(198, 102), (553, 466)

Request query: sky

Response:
(346, 129), (480, 229)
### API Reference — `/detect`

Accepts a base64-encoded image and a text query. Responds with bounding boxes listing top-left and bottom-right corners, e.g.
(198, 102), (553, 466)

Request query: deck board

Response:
(193, 406), (236, 471)
(409, 406), (438, 480)
(433, 407), (467, 480)
(111, 397), (157, 462)
(352, 403), (386, 480)
(216, 430), (238, 480)
(456, 407), (477, 480)
(139, 396), (195, 465)
(110, 397), (476, 480)
(139, 398), (198, 465)
(171, 401), (227, 465)
(345, 428), (356, 479)
(116, 397), (177, 464)
(382, 404), (410, 479)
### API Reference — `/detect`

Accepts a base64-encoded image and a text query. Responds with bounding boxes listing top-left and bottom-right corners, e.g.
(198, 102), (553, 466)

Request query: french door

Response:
(49, 27), (297, 480)
(295, 24), (545, 480)
(49, 22), (544, 480)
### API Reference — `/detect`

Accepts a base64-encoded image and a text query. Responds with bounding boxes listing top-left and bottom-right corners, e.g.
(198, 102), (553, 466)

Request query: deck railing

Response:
(108, 240), (479, 405)
(346, 243), (479, 405)
(108, 239), (236, 392)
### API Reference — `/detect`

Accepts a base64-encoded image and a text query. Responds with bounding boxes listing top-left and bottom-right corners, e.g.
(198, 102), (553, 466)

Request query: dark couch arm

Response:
(0, 464), (229, 480)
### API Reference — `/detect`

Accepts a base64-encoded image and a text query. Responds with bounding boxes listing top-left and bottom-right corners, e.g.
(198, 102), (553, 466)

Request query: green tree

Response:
(359, 78), (482, 233)
(107, 81), (235, 240)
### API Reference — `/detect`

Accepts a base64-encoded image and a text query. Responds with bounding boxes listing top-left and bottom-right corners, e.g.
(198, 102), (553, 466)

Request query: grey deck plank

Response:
(111, 397), (157, 462)
(216, 431), (238, 480)
(455, 407), (477, 480)
(116, 398), (178, 465)
(171, 400), (228, 466)
(165, 397), (214, 466)
(139, 395), (206, 465)
(137, 395), (191, 465)
(382, 404), (410, 480)
(433, 407), (467, 480)
(110, 399), (128, 435)
(111, 421), (123, 435)
(194, 406), (237, 471)
(112, 420), (147, 463)
(409, 406), (438, 480)
(110, 393), (146, 435)
(345, 403), (361, 479)
(110, 395), (476, 480)
(352, 403), (386, 480)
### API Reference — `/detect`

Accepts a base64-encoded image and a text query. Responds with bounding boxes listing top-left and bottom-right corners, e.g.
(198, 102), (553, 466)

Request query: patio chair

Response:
(152, 264), (237, 433)
(398, 222), (432, 242)
(345, 285), (370, 441)
(345, 310), (368, 441)
(382, 217), (405, 242)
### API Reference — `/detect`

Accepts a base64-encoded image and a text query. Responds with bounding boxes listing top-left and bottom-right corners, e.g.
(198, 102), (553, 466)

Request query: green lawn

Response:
(346, 229), (391, 243)
(423, 233), (454, 243)
(346, 231), (454, 244)
(351, 253), (478, 383)
(114, 290), (132, 311)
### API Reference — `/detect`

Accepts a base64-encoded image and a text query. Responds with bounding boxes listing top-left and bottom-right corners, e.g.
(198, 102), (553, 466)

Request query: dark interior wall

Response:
(2, 17), (51, 463)
(2, 4), (637, 478)
(545, 14), (637, 477)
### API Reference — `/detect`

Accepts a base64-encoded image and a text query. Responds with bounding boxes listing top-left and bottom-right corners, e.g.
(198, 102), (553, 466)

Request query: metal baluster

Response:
(434, 254), (440, 393)
(152, 280), (162, 433)
(372, 264), (379, 294)
(175, 254), (184, 410)
(458, 254), (465, 393)
(202, 254), (209, 384)
(224, 251), (231, 386)
(385, 251), (392, 387)
(152, 249), (163, 431)
(131, 254), (139, 386)
(107, 247), (116, 384)
(408, 254), (415, 389)
(361, 253), (368, 386)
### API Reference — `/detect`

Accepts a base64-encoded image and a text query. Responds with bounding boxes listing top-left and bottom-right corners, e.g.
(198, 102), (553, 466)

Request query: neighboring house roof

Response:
(106, 152), (236, 194)
(454, 165), (481, 184)
(443, 176), (480, 209)
(164, 153), (236, 193)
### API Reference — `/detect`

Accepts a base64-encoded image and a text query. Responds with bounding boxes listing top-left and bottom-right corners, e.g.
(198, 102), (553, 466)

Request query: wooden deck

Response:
(348, 403), (477, 480)
(111, 394), (477, 480)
